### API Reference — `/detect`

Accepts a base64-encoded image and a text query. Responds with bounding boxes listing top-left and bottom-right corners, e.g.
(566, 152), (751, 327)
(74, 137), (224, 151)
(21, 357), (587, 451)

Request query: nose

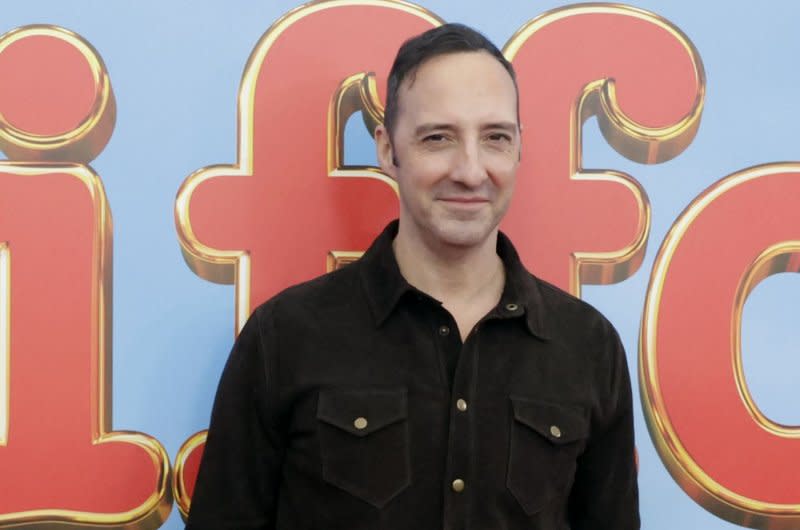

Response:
(451, 141), (487, 187)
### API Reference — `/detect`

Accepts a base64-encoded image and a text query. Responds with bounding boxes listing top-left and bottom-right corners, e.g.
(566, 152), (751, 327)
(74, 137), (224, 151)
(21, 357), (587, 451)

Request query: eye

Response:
(423, 133), (447, 143)
(486, 132), (512, 143)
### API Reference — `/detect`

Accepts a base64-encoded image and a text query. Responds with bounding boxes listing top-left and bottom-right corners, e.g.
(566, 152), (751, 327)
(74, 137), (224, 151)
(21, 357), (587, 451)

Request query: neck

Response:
(392, 221), (504, 307)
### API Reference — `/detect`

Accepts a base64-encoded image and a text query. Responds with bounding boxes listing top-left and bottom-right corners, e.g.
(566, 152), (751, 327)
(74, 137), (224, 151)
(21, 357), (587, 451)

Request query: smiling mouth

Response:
(438, 197), (489, 203)
(436, 198), (490, 214)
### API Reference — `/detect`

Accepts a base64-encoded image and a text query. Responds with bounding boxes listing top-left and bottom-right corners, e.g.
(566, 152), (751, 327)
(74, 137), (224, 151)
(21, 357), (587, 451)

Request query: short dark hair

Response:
(383, 23), (518, 137)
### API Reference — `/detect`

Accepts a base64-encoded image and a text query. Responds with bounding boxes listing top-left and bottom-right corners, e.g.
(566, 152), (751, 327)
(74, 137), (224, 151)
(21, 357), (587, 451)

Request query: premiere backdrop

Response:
(0, 1), (798, 529)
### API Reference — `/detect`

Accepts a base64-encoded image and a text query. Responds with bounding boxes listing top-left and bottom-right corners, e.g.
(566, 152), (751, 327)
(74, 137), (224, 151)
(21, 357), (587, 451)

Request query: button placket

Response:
(442, 323), (479, 529)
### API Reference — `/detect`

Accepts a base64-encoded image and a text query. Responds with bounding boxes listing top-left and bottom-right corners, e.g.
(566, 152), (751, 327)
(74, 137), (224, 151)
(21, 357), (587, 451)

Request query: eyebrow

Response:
(413, 121), (518, 136)
(484, 121), (518, 133)
(414, 123), (455, 137)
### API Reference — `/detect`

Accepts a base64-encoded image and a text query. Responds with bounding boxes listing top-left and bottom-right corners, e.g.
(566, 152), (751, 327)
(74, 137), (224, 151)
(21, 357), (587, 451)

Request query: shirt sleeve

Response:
(185, 307), (285, 530)
(567, 325), (640, 530)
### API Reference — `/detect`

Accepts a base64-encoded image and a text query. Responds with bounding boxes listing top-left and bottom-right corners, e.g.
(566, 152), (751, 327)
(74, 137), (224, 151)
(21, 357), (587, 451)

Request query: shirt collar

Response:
(358, 220), (551, 340)
(494, 230), (551, 340)
(358, 221), (415, 326)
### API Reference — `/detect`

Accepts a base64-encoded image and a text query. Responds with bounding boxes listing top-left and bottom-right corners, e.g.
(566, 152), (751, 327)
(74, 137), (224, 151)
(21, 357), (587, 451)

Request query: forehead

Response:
(395, 51), (518, 127)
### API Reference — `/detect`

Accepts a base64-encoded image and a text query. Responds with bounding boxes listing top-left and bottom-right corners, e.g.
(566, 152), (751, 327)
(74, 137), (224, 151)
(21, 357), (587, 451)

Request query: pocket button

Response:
(507, 397), (588, 515)
(317, 388), (410, 508)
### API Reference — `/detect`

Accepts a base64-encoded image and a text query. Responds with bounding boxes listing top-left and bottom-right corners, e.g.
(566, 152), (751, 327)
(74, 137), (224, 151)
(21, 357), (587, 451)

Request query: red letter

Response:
(503, 5), (704, 294)
(642, 164), (800, 527)
(0, 26), (170, 528)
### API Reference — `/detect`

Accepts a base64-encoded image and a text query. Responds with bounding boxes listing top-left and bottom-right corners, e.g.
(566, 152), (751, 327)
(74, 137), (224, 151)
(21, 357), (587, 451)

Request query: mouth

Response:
(436, 197), (490, 214)
(437, 197), (490, 204)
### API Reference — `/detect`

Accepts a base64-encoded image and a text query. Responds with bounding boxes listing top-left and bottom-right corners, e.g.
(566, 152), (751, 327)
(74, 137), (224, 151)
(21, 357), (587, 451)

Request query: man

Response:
(187, 23), (639, 529)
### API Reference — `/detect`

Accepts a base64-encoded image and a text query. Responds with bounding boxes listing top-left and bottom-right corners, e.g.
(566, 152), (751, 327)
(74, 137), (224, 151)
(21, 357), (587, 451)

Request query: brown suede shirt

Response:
(186, 221), (639, 529)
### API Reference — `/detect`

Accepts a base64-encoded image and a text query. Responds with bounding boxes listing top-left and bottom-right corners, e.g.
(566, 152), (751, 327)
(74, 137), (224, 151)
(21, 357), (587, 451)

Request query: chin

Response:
(431, 220), (497, 249)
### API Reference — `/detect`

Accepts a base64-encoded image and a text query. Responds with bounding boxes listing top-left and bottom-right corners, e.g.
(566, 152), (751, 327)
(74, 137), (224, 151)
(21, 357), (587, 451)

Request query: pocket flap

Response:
(510, 396), (588, 444)
(317, 387), (407, 437)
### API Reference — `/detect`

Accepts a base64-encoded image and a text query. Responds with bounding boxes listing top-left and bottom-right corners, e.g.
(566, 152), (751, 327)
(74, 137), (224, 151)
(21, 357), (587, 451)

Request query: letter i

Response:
(0, 25), (171, 529)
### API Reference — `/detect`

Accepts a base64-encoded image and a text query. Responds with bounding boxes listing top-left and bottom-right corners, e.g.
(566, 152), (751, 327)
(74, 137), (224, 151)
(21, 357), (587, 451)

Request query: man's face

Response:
(376, 51), (520, 250)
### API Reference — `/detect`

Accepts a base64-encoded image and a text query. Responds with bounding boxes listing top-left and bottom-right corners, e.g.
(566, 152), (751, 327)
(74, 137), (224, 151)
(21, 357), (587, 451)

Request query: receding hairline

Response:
(381, 23), (521, 154)
(390, 50), (521, 131)
(398, 49), (516, 92)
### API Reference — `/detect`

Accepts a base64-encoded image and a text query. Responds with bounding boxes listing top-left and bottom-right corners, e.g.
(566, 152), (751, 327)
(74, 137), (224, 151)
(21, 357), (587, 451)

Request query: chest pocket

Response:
(507, 396), (589, 515)
(317, 387), (410, 508)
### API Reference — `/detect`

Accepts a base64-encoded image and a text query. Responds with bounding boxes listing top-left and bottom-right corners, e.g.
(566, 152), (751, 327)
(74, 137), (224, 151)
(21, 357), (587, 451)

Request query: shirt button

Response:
(354, 417), (368, 430)
(456, 398), (468, 412)
(452, 478), (465, 493)
(505, 303), (519, 312)
(550, 425), (562, 438)
(438, 325), (450, 336)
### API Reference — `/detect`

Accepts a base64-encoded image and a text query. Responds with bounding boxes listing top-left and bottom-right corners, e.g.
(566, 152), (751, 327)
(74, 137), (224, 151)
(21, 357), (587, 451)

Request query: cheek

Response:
(401, 156), (452, 188)
(486, 158), (518, 189)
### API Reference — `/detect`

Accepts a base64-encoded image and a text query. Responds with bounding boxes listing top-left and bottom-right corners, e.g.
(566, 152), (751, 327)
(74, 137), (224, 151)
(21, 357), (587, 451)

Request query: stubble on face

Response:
(377, 51), (521, 254)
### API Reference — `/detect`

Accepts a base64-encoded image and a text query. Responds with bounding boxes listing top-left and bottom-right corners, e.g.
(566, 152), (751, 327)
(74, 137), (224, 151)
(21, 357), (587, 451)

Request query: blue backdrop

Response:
(2, 1), (798, 528)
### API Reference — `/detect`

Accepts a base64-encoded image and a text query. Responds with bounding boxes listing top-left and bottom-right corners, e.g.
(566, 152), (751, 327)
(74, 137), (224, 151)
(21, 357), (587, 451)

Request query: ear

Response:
(375, 125), (398, 177)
